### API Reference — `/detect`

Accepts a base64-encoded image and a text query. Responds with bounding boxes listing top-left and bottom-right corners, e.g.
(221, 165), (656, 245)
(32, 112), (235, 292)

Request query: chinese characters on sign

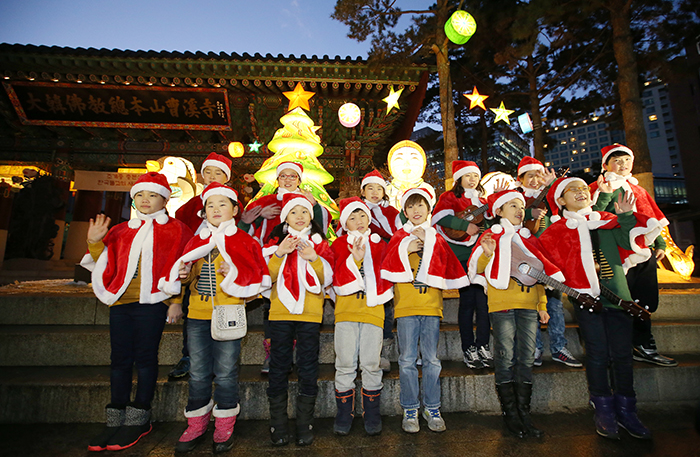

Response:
(74, 171), (145, 192)
(3, 82), (231, 130)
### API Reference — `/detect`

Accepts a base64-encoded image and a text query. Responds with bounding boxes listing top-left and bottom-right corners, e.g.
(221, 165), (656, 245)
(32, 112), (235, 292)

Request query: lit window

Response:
(584, 168), (591, 172)
(581, 141), (586, 146)
(545, 162), (551, 167)
(572, 150), (578, 155)
(561, 141), (567, 145)
(571, 137), (576, 142)
(649, 115), (658, 121)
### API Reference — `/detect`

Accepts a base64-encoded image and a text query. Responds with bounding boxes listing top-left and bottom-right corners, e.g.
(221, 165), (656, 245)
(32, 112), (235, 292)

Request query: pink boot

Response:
(212, 404), (239, 454)
(175, 400), (213, 453)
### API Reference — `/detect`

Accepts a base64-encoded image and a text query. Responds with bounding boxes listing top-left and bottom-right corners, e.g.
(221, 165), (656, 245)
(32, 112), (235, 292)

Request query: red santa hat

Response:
(487, 189), (525, 215)
(452, 160), (481, 183)
(279, 193), (314, 224)
(130, 172), (171, 200)
(361, 170), (387, 191)
(517, 156), (544, 177)
(276, 162), (304, 181)
(200, 182), (238, 204)
(546, 176), (588, 222)
(201, 152), (232, 180)
(400, 187), (435, 211)
(601, 144), (634, 165)
(339, 197), (372, 230)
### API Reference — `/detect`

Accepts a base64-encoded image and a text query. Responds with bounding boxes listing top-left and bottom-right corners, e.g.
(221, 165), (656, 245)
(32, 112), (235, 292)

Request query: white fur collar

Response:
(128, 209), (168, 229)
(403, 219), (432, 233)
(604, 171), (639, 189)
(199, 218), (238, 239)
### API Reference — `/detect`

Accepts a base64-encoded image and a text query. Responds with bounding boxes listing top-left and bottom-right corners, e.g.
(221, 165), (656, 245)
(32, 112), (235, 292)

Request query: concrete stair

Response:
(1, 282), (699, 423)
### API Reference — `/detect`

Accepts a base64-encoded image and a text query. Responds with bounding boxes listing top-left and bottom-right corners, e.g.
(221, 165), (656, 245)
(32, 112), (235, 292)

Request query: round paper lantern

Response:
(228, 141), (245, 158)
(338, 102), (361, 128)
(444, 10), (477, 45)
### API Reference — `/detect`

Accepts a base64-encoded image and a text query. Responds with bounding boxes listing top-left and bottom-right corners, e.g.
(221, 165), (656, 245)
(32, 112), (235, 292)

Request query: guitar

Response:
(442, 204), (489, 242)
(598, 285), (651, 321)
(510, 243), (602, 313)
(524, 167), (569, 233)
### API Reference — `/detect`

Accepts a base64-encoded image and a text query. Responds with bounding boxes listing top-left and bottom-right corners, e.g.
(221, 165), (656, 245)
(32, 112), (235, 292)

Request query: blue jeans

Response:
(535, 289), (567, 354)
(490, 309), (538, 385)
(397, 315), (441, 410)
(109, 302), (167, 409)
(186, 318), (241, 411)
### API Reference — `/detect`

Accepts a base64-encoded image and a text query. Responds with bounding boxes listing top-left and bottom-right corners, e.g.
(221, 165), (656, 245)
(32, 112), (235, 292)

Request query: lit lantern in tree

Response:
(444, 10), (477, 45)
(338, 102), (361, 128)
(228, 141), (245, 158)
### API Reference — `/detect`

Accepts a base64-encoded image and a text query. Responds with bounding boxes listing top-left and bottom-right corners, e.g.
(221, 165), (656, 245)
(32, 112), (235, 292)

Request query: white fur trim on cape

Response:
(333, 239), (393, 307)
(621, 216), (664, 272)
(275, 253), (331, 314)
(432, 207), (479, 247)
(467, 245), (489, 290)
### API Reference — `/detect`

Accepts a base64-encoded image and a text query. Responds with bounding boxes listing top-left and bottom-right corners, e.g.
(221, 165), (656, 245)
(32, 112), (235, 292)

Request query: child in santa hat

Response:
(261, 193), (334, 447)
(516, 156), (582, 369)
(170, 152), (233, 380)
(330, 197), (393, 436)
(81, 172), (193, 452)
(380, 188), (468, 434)
(539, 176), (660, 440)
(161, 183), (270, 453)
(589, 144), (675, 367)
(240, 161), (331, 375)
(468, 189), (564, 439)
(432, 160), (493, 370)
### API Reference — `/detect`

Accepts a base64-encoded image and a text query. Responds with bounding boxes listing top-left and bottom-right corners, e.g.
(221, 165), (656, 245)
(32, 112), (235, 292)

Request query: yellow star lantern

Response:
(383, 86), (404, 115)
(490, 101), (514, 124)
(283, 83), (315, 111)
(464, 86), (489, 110)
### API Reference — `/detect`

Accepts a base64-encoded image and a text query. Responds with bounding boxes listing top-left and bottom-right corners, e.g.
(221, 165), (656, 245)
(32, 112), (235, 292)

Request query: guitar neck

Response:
(599, 285), (623, 306)
(526, 267), (581, 299)
(471, 204), (488, 216)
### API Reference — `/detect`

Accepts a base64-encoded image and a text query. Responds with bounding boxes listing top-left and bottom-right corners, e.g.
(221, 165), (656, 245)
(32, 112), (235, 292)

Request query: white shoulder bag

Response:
(204, 250), (247, 341)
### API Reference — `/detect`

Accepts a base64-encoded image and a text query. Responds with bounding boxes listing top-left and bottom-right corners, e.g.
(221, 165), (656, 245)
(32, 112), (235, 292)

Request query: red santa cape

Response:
(160, 219), (271, 298)
(331, 231), (393, 307)
(80, 209), (193, 305)
(175, 196), (206, 235)
(467, 219), (565, 290)
(380, 221), (469, 290)
(432, 189), (487, 247)
(262, 227), (334, 314)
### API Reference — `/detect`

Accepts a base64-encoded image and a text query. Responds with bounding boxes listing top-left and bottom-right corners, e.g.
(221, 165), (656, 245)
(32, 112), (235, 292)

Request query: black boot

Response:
(268, 393), (289, 446)
(514, 382), (543, 438)
(105, 403), (152, 451)
(333, 389), (354, 435)
(296, 395), (316, 446)
(496, 383), (526, 438)
(88, 404), (125, 452)
(362, 388), (382, 436)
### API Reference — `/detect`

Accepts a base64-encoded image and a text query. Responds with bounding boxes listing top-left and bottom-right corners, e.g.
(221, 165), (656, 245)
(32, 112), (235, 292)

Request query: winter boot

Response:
(295, 395), (316, 446)
(614, 394), (652, 440)
(514, 382), (543, 438)
(495, 382), (526, 438)
(175, 400), (214, 453)
(333, 389), (354, 435)
(268, 393), (289, 446)
(589, 395), (620, 439)
(105, 403), (152, 451)
(212, 404), (239, 453)
(362, 388), (382, 436)
(87, 405), (125, 452)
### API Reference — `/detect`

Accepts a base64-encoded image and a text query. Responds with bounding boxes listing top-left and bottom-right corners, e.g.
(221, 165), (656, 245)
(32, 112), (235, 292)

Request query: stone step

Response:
(2, 289), (700, 326)
(2, 319), (698, 367)
(1, 354), (698, 423)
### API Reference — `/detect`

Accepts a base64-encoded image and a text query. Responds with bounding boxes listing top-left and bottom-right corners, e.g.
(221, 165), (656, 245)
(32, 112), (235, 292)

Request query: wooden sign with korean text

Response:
(73, 171), (144, 192)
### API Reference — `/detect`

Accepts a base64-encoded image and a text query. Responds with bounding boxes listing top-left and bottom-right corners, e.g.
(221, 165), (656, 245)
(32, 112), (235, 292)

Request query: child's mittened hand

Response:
(260, 204), (281, 220)
(597, 175), (612, 193)
(178, 261), (191, 280)
(86, 213), (111, 244)
(538, 310), (550, 324)
(298, 240), (318, 262)
(481, 232), (496, 256)
(466, 223), (480, 236)
(167, 303), (183, 324)
(217, 262), (231, 277)
(241, 206), (262, 224)
(614, 191), (635, 214)
(408, 239), (423, 253)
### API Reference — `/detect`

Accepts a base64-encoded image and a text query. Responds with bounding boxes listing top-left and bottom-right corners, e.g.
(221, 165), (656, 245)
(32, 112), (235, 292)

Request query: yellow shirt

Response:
(268, 253), (327, 324)
(335, 258), (385, 327)
(393, 252), (443, 319)
(477, 253), (546, 313)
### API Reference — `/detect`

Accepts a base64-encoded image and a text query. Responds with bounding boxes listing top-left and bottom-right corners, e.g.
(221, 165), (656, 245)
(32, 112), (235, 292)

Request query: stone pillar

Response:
(63, 190), (102, 261)
(0, 182), (14, 268)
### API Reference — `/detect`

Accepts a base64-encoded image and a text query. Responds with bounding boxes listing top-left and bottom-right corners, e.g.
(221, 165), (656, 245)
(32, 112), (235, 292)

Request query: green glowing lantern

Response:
(444, 10), (476, 45)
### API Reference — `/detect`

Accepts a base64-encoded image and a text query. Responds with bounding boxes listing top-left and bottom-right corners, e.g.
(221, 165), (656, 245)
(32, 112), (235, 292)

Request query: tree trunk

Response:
(434, 0), (459, 182)
(608, 0), (654, 196)
(528, 56), (545, 163)
(480, 111), (489, 171)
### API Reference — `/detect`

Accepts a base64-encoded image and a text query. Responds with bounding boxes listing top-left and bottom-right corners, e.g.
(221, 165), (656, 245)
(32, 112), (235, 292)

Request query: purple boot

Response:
(589, 396), (619, 439)
(615, 394), (652, 440)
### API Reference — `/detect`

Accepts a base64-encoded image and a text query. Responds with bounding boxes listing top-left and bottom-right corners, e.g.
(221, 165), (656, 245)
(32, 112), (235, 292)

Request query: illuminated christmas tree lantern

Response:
(444, 10), (477, 45)
(228, 141), (245, 158)
(338, 102), (361, 128)
(518, 113), (533, 133)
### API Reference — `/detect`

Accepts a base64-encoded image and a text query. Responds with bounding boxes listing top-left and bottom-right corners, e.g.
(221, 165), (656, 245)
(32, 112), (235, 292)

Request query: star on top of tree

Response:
(463, 86), (489, 110)
(490, 101), (515, 124)
(283, 83), (315, 111)
(383, 85), (404, 114)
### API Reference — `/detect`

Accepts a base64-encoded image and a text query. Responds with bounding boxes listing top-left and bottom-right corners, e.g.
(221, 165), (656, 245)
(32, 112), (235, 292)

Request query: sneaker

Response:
(463, 346), (484, 369)
(422, 408), (446, 432)
(534, 348), (543, 367)
(552, 347), (584, 368)
(477, 344), (494, 368)
(168, 356), (190, 378)
(402, 409), (420, 433)
(633, 345), (678, 367)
